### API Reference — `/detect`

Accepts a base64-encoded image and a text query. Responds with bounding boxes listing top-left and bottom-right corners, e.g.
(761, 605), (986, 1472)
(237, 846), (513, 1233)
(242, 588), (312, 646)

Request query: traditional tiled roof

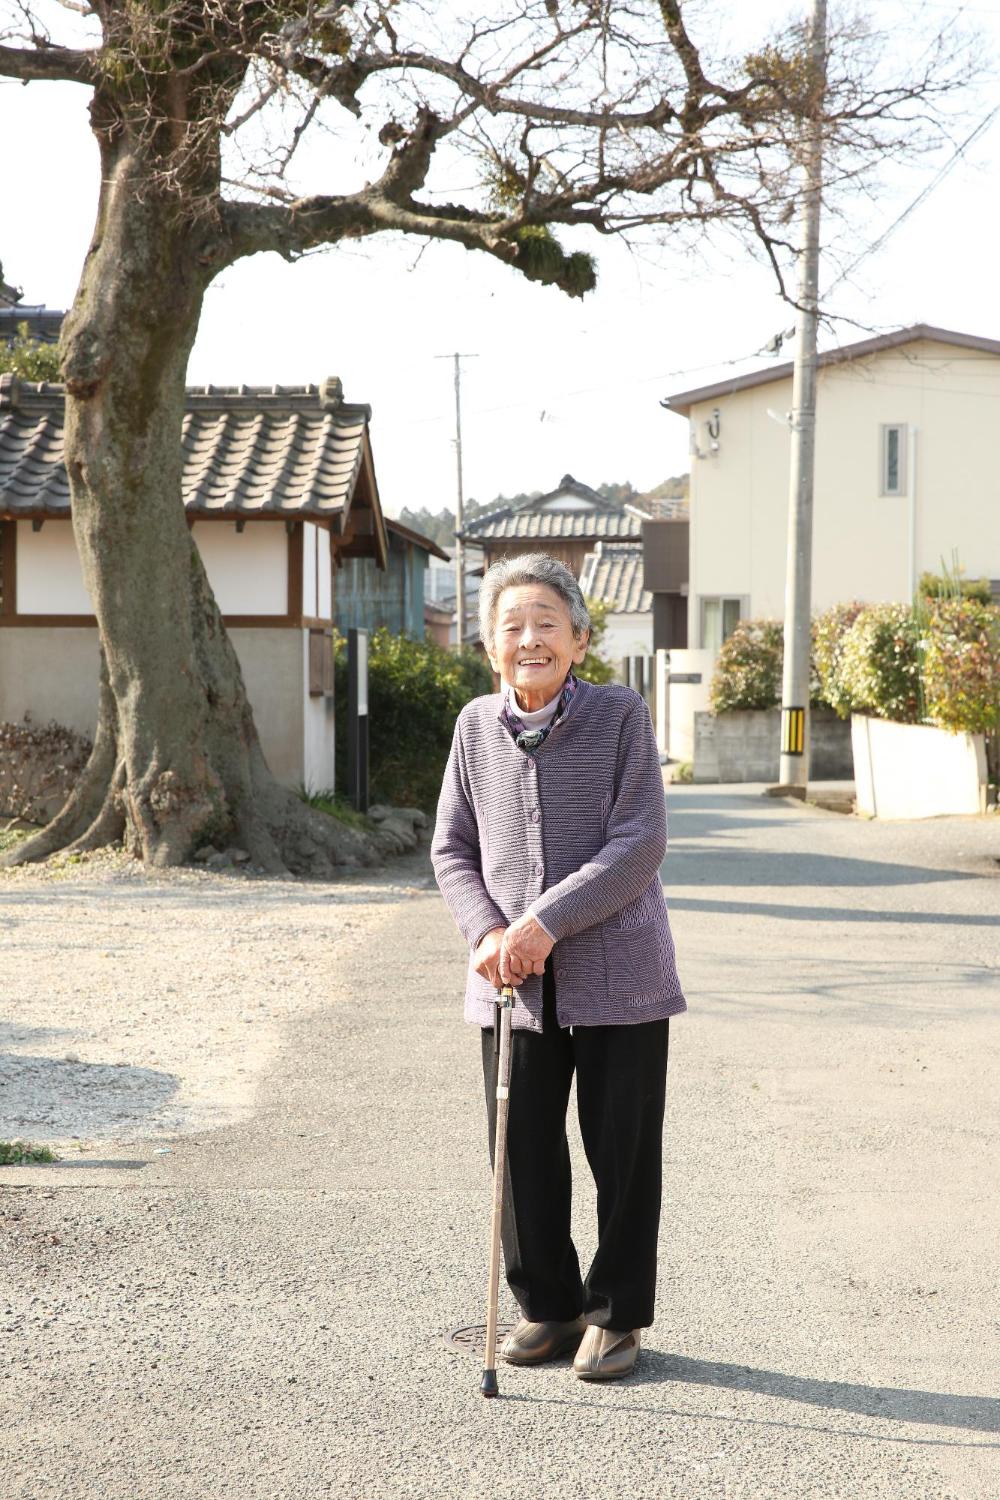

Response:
(579, 543), (652, 614)
(463, 505), (647, 542)
(0, 376), (380, 531)
(461, 473), (649, 543)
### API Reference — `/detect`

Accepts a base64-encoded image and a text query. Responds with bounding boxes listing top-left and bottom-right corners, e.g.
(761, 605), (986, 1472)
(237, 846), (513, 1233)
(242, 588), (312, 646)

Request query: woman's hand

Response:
(500, 914), (554, 985)
(472, 927), (506, 987)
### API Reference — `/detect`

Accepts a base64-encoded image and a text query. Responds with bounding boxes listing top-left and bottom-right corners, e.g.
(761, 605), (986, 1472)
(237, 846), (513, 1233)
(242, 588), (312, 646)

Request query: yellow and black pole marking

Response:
(781, 706), (806, 756)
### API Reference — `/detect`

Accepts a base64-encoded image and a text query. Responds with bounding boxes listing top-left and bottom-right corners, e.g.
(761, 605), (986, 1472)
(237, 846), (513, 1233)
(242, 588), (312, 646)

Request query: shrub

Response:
(918, 566), (992, 605)
(333, 630), (494, 812)
(812, 602), (867, 719)
(0, 322), (62, 382)
(710, 619), (784, 712)
(577, 597), (615, 685)
(0, 716), (92, 824)
(922, 598), (1000, 735)
(837, 604), (924, 724)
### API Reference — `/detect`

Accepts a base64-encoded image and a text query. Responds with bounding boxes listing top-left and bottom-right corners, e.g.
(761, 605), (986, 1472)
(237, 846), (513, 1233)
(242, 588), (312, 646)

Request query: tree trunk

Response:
(3, 128), (378, 875)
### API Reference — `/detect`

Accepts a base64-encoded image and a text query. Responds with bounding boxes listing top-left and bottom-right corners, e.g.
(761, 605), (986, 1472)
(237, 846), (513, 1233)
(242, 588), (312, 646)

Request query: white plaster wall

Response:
(192, 522), (287, 615)
(687, 338), (1000, 641)
(0, 626), (101, 735)
(16, 522), (92, 614)
(544, 496), (596, 511)
(16, 519), (289, 618)
(301, 633), (335, 793)
(600, 611), (653, 663)
(317, 527), (332, 619)
(303, 522), (318, 618)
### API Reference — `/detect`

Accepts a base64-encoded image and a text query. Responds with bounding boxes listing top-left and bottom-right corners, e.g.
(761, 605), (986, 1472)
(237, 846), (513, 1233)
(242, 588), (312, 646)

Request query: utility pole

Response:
(778, 0), (827, 792)
(436, 352), (477, 650)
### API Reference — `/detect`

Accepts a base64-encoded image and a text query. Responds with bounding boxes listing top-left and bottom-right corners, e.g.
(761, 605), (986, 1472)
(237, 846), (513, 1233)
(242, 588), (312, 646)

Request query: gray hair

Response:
(479, 551), (591, 652)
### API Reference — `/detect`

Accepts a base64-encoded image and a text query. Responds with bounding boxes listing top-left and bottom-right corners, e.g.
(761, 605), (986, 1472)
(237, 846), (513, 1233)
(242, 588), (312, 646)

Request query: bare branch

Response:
(0, 40), (98, 83)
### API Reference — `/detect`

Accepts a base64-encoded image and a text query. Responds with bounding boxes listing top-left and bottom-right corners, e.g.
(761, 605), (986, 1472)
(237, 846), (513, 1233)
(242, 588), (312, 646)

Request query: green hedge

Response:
(709, 619), (784, 712)
(707, 598), (1000, 735)
(922, 598), (1000, 734)
(835, 603), (924, 725)
(812, 602), (866, 719)
(333, 630), (494, 812)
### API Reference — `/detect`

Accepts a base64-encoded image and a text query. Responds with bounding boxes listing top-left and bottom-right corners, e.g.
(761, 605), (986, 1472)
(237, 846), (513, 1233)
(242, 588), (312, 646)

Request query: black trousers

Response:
(480, 959), (670, 1331)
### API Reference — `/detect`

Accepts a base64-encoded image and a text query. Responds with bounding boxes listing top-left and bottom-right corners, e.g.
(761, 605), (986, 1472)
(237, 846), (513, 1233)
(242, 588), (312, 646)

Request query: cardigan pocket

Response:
(604, 919), (665, 997)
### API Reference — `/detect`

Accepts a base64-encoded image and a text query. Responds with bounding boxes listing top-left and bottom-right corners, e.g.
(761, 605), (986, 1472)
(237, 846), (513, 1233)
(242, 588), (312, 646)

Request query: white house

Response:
(0, 375), (389, 792)
(660, 324), (1000, 756)
(664, 323), (1000, 645)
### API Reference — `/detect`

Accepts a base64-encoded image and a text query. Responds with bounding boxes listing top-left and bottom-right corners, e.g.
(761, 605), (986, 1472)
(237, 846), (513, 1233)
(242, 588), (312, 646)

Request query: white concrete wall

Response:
(16, 522), (92, 614)
(667, 648), (714, 762)
(687, 337), (1000, 642)
(600, 611), (653, 664)
(301, 633), (335, 793)
(192, 522), (287, 615)
(852, 713), (988, 818)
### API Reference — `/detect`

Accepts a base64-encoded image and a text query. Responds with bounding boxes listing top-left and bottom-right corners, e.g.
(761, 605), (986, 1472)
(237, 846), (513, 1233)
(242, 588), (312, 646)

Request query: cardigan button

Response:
(530, 809), (540, 823)
(534, 862), (543, 877)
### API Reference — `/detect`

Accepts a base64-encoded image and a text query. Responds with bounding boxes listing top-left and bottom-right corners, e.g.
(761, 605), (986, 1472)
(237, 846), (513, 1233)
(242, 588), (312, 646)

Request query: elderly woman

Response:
(431, 552), (686, 1381)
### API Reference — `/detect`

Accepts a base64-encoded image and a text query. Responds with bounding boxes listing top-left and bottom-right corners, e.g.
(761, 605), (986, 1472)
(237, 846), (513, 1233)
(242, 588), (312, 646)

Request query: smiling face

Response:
(487, 582), (590, 712)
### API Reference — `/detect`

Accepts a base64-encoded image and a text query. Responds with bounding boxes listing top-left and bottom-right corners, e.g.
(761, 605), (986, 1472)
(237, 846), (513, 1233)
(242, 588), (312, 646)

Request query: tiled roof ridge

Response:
(0, 374), (372, 420)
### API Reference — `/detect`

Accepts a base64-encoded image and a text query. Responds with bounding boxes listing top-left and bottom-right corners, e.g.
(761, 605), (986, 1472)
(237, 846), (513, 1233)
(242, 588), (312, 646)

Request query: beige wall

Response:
(0, 627), (102, 736)
(0, 625), (315, 790)
(687, 338), (1000, 643)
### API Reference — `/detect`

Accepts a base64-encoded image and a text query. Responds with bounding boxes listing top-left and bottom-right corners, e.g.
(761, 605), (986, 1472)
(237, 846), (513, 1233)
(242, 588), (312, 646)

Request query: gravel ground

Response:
(1, 791), (999, 1500)
(0, 845), (432, 1151)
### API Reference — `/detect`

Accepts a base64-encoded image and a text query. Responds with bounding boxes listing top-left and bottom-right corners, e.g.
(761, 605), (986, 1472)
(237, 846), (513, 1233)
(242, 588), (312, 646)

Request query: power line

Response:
(822, 104), (1000, 297)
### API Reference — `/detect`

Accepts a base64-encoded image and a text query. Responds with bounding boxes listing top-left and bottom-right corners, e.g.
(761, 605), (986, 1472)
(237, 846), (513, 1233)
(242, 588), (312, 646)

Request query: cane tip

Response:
(480, 1368), (499, 1398)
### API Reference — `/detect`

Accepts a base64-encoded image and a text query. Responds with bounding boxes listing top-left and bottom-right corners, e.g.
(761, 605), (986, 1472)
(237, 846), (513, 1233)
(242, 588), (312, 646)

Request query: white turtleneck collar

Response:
(505, 680), (565, 730)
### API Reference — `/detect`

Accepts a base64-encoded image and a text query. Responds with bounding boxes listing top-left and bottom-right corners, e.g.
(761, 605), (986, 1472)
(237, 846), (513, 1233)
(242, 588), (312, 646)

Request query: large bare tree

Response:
(0, 0), (969, 871)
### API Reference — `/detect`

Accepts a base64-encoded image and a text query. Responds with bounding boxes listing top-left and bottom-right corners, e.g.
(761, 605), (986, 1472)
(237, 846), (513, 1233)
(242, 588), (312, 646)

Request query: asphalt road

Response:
(2, 787), (999, 1500)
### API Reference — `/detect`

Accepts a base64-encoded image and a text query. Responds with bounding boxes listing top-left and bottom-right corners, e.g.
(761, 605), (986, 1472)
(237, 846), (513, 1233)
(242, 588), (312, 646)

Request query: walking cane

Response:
(480, 979), (515, 1398)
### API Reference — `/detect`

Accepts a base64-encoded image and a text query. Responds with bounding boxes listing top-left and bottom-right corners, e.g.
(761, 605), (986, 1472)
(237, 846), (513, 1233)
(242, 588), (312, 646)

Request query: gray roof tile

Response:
(579, 543), (651, 614)
(0, 377), (374, 522)
(464, 508), (645, 541)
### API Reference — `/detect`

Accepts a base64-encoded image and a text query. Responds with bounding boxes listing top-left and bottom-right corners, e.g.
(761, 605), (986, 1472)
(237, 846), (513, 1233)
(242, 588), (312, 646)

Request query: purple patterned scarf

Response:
(500, 673), (579, 752)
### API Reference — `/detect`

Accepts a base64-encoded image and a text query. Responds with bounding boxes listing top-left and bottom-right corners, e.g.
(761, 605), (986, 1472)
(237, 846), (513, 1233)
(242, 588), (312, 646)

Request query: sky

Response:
(2, 0), (1000, 519)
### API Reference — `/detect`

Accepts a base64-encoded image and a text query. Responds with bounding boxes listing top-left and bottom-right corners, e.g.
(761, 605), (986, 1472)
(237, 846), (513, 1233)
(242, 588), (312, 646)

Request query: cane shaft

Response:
(482, 990), (514, 1393)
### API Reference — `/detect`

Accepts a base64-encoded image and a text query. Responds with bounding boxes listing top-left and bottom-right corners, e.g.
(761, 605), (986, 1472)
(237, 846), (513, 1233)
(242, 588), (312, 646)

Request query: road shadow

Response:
(666, 895), (996, 925)
(0, 1053), (178, 1140)
(662, 849), (977, 889)
(627, 1351), (1000, 1435)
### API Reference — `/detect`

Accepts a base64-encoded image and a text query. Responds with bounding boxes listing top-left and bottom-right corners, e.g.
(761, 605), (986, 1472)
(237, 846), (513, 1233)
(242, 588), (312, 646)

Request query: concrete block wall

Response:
(693, 707), (853, 782)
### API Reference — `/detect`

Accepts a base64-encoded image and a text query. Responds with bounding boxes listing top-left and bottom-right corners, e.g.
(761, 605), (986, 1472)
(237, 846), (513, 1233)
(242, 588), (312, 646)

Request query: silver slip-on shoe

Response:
(573, 1325), (641, 1380)
(501, 1317), (587, 1365)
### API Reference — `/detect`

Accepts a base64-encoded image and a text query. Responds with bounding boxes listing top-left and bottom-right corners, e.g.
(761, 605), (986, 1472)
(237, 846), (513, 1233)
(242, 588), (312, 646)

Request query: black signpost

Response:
(347, 627), (369, 813)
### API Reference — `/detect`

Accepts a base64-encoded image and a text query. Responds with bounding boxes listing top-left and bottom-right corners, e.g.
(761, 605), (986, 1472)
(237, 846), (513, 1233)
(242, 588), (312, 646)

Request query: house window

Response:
(701, 596), (743, 655)
(880, 423), (907, 496)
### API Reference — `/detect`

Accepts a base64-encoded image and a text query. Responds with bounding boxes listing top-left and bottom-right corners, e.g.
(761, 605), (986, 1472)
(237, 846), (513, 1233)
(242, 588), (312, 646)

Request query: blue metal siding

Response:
(334, 532), (429, 639)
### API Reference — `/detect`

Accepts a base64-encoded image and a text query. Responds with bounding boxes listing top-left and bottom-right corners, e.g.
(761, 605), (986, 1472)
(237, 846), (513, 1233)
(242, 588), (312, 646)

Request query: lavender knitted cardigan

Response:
(430, 677), (686, 1033)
